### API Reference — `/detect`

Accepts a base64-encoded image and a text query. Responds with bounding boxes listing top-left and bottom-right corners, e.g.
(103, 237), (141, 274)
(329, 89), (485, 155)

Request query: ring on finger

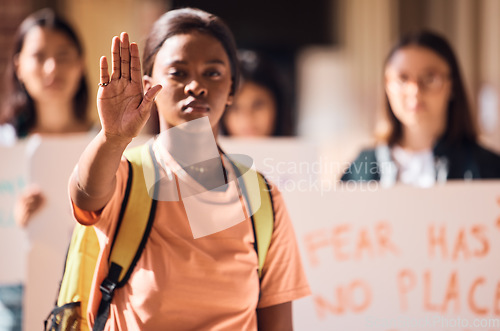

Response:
(98, 82), (109, 87)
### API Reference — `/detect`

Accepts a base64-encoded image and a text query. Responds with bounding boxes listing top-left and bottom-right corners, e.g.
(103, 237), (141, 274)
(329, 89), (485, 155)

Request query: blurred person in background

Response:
(1, 7), (92, 227)
(0, 8), (91, 330)
(341, 30), (500, 187)
(221, 50), (294, 137)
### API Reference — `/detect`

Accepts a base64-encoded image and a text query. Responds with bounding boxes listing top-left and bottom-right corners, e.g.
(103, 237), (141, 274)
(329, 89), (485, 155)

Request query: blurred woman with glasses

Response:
(341, 30), (500, 186)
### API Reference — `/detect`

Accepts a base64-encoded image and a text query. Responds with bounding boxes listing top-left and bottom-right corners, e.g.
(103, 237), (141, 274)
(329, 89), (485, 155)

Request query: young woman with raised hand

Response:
(69, 8), (309, 330)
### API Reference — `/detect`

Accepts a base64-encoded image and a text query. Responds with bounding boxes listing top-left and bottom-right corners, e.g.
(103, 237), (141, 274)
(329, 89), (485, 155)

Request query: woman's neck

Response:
(159, 118), (221, 164)
(157, 122), (226, 190)
(399, 127), (440, 151)
(33, 100), (88, 134)
(160, 129), (220, 163)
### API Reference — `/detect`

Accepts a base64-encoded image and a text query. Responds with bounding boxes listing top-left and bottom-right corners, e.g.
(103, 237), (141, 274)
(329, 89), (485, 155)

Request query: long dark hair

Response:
(1, 8), (89, 138)
(220, 50), (294, 136)
(381, 30), (476, 146)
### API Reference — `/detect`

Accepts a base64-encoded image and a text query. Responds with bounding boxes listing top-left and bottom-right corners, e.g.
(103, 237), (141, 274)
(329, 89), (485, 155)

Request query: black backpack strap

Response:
(93, 263), (122, 331)
(92, 159), (134, 331)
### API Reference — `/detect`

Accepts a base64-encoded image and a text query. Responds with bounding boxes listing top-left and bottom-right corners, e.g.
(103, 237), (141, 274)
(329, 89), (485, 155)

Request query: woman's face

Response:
(385, 45), (452, 137)
(144, 31), (233, 133)
(223, 81), (277, 137)
(15, 26), (83, 104)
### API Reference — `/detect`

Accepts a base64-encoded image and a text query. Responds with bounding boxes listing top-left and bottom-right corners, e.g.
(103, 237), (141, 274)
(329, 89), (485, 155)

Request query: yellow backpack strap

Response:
(230, 159), (274, 279)
(51, 222), (99, 331)
(110, 144), (157, 284)
(93, 144), (158, 331)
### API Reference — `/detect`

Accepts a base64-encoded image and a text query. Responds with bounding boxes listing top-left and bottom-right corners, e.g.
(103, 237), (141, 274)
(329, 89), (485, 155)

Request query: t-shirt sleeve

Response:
(71, 158), (129, 233)
(257, 181), (311, 308)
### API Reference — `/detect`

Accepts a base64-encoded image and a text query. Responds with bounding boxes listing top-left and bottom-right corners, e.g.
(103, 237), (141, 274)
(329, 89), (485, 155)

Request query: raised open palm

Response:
(97, 32), (161, 140)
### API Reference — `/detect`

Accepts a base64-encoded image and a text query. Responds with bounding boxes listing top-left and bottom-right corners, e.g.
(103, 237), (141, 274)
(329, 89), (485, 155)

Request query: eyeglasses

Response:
(386, 72), (450, 94)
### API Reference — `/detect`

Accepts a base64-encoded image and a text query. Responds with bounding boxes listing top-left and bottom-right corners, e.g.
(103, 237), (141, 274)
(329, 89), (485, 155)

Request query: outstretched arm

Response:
(70, 32), (161, 213)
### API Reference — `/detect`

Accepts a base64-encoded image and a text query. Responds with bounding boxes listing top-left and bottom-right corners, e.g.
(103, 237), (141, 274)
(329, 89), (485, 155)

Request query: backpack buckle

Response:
(100, 278), (117, 302)
(99, 262), (122, 302)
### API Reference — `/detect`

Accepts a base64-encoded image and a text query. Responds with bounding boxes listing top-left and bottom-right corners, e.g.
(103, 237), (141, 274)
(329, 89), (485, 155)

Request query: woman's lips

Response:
(406, 99), (425, 112)
(182, 102), (210, 114)
(44, 79), (65, 89)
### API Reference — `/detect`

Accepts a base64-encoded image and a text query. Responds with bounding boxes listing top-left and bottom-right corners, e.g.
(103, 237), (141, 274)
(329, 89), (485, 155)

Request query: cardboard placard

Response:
(287, 182), (500, 331)
(0, 143), (29, 284)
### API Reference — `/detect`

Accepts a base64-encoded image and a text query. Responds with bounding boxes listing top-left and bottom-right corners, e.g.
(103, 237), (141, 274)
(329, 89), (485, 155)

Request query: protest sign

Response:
(0, 143), (28, 284)
(288, 182), (500, 331)
(23, 133), (93, 331)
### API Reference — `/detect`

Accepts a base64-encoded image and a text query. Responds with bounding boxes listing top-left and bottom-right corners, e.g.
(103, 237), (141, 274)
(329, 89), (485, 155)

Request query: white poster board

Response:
(0, 143), (29, 284)
(287, 181), (500, 331)
(23, 133), (93, 331)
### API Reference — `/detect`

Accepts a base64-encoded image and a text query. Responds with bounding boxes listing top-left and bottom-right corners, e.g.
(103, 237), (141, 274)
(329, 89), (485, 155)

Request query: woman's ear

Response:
(143, 75), (153, 91)
(14, 54), (22, 83)
(226, 94), (233, 106)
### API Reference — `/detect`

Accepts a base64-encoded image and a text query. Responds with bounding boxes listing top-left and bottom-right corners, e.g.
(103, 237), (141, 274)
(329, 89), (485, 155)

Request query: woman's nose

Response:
(43, 57), (56, 75)
(405, 80), (421, 95)
(184, 79), (207, 97)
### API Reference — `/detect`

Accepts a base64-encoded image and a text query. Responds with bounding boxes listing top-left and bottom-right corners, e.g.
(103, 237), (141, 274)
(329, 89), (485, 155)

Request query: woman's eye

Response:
(56, 53), (72, 63)
(423, 74), (437, 84)
(205, 70), (221, 77)
(168, 69), (186, 77)
(397, 74), (409, 83)
(34, 53), (46, 62)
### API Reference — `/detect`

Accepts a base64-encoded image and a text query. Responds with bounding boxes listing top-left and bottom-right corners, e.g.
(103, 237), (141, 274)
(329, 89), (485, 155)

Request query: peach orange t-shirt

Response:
(72, 147), (310, 330)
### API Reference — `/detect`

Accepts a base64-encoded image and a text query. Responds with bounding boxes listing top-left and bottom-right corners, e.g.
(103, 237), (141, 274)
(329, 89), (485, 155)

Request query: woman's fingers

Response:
(140, 85), (162, 115)
(15, 188), (46, 228)
(106, 33), (134, 82)
(99, 56), (110, 86)
(110, 36), (121, 81)
(120, 32), (130, 80)
(144, 85), (162, 102)
(130, 43), (142, 83)
(24, 189), (45, 209)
